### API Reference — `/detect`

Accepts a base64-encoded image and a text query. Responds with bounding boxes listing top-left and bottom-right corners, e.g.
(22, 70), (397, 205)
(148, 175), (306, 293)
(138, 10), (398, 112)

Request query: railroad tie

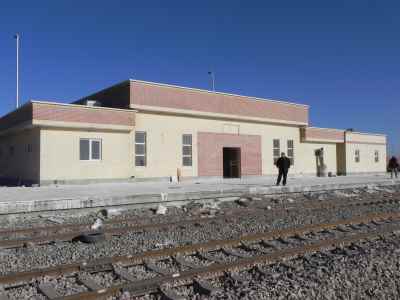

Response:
(193, 279), (220, 296)
(77, 275), (103, 291)
(174, 256), (198, 269)
(336, 225), (349, 233)
(198, 252), (225, 263)
(294, 234), (308, 241)
(239, 242), (257, 251)
(146, 262), (170, 275)
(114, 266), (137, 282)
(37, 283), (60, 300)
(372, 220), (383, 226)
(227, 271), (248, 283)
(80, 258), (114, 273)
(277, 237), (291, 245)
(222, 248), (249, 258)
(349, 224), (360, 230)
(254, 265), (268, 277)
(159, 287), (187, 300)
(261, 240), (279, 250)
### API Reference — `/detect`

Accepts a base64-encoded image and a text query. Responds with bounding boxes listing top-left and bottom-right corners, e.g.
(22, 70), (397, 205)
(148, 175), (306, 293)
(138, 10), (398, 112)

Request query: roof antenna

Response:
(14, 33), (20, 108)
(208, 71), (215, 91)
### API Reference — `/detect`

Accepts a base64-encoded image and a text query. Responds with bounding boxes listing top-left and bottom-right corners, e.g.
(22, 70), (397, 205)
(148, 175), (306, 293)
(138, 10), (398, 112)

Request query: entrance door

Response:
(223, 147), (241, 178)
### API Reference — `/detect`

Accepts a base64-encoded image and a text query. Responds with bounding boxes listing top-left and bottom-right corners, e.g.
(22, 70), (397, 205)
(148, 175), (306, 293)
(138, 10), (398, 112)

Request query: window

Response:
(273, 139), (280, 164)
(26, 144), (33, 153)
(91, 140), (101, 160)
(80, 139), (102, 160)
(9, 146), (14, 156)
(182, 134), (192, 166)
(355, 149), (360, 163)
(135, 131), (146, 166)
(374, 150), (379, 163)
(287, 140), (294, 165)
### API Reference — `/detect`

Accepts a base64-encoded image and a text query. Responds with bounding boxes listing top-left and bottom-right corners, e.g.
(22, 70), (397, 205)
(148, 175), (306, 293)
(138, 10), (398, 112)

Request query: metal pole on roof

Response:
(14, 33), (20, 108)
(208, 71), (215, 91)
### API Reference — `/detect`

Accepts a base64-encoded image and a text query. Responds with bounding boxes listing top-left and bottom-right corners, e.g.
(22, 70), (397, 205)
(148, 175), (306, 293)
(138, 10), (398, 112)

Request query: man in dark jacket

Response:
(276, 152), (291, 186)
(388, 156), (399, 179)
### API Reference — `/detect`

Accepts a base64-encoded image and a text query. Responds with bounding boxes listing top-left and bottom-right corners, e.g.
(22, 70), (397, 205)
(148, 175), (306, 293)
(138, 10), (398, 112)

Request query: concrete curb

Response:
(0, 180), (398, 215)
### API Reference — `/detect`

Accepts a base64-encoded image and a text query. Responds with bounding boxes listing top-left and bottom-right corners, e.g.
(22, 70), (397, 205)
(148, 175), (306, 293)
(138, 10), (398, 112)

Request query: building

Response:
(0, 80), (387, 185)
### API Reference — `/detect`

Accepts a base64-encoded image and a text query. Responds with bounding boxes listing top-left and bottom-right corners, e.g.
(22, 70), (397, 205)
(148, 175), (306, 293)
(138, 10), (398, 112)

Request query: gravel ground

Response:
(129, 233), (400, 300)
(0, 184), (398, 230)
(0, 185), (399, 276)
(206, 233), (400, 300)
(1, 184), (400, 299)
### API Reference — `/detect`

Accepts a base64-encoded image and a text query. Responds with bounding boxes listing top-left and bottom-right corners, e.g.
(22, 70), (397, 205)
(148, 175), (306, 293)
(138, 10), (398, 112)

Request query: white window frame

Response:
(135, 131), (147, 167)
(182, 134), (193, 167)
(355, 149), (360, 163)
(273, 139), (280, 165)
(80, 138), (102, 161)
(287, 139), (294, 165)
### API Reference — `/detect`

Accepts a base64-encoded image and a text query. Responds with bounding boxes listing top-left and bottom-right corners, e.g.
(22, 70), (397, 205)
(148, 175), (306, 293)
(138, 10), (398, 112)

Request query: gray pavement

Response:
(0, 175), (398, 214)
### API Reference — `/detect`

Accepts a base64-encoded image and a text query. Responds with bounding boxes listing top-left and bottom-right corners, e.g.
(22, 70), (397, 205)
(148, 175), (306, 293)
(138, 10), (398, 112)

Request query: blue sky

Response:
(1, 1), (399, 155)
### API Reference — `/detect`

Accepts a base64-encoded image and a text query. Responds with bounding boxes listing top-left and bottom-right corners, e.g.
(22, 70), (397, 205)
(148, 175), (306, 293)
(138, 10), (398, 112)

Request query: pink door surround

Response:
(197, 132), (262, 177)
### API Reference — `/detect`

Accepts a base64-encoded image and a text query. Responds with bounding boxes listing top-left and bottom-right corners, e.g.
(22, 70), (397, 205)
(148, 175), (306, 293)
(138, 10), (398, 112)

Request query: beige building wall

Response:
(345, 132), (387, 174)
(134, 112), (338, 178)
(0, 128), (40, 183)
(296, 142), (338, 176)
(345, 143), (387, 174)
(40, 128), (134, 183)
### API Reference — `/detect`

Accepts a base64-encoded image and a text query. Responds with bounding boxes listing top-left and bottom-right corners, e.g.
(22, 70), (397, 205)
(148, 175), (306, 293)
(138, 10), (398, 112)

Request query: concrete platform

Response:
(0, 175), (398, 215)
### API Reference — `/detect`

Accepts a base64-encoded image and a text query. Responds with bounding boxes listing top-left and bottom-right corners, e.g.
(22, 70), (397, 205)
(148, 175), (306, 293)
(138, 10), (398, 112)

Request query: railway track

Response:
(1, 211), (400, 299)
(0, 194), (399, 250)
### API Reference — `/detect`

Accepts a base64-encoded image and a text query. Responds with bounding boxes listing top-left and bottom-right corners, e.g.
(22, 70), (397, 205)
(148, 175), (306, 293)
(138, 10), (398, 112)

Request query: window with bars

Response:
(182, 134), (192, 166)
(287, 140), (294, 165)
(355, 149), (360, 163)
(374, 150), (379, 163)
(135, 131), (146, 166)
(80, 139), (102, 161)
(273, 139), (280, 164)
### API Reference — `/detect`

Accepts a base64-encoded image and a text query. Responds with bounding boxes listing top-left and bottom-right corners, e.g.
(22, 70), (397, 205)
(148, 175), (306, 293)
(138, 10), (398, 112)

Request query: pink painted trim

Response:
(32, 102), (135, 126)
(303, 127), (344, 142)
(131, 81), (308, 124)
(197, 132), (262, 176)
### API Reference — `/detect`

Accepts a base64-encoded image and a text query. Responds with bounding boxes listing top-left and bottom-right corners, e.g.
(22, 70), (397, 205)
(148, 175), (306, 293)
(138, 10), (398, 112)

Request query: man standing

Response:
(276, 152), (291, 186)
(388, 156), (399, 179)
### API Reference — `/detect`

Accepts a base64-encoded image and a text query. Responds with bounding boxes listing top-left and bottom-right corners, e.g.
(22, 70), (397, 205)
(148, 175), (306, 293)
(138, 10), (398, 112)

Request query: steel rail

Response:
(56, 224), (399, 300)
(0, 196), (398, 250)
(0, 211), (399, 287)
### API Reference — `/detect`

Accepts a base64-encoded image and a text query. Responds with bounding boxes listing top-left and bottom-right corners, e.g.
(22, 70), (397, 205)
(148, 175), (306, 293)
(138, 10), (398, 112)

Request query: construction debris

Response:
(155, 204), (168, 215)
(90, 218), (104, 230)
